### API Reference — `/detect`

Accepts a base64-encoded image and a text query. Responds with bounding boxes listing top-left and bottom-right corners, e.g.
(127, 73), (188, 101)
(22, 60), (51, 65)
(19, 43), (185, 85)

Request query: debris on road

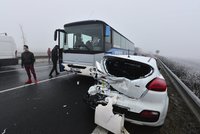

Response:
(1, 128), (7, 134)
(95, 96), (129, 134)
(91, 126), (108, 134)
(77, 81), (80, 85)
(63, 105), (67, 108)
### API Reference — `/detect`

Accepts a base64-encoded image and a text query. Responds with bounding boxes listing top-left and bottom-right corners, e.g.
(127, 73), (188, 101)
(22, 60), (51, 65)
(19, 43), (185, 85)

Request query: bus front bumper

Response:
(62, 63), (96, 76)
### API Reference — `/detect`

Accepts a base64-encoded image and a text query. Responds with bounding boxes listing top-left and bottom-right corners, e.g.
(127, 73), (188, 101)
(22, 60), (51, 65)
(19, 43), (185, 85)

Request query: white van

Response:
(0, 36), (18, 66)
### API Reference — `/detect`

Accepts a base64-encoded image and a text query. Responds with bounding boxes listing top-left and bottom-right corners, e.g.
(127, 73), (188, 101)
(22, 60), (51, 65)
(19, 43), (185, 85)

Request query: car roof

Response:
(104, 55), (158, 69)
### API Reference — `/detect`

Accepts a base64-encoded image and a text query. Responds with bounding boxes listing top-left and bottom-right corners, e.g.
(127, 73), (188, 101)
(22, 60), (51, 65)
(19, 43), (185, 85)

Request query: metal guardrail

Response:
(158, 58), (200, 123)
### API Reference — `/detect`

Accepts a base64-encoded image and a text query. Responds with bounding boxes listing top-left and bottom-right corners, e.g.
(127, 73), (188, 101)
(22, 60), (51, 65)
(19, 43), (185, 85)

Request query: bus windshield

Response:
(63, 23), (103, 52)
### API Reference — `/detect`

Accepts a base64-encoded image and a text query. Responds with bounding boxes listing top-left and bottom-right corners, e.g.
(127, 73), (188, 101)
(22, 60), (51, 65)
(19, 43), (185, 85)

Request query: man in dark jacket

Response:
(21, 45), (38, 84)
(49, 45), (59, 78)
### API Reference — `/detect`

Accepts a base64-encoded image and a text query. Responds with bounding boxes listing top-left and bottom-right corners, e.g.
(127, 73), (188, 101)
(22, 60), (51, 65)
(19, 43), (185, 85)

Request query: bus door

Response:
(54, 29), (66, 72)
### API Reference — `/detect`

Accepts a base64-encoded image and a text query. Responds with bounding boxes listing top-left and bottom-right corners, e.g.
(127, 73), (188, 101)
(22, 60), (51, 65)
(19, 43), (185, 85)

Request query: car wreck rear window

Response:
(104, 57), (153, 80)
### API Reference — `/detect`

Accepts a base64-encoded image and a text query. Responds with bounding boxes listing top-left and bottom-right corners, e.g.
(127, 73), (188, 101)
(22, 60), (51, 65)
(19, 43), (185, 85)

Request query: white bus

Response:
(0, 35), (18, 66)
(54, 20), (135, 76)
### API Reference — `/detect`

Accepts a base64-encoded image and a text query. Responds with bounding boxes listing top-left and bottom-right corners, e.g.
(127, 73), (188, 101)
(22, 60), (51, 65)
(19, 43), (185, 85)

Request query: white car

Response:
(85, 55), (169, 127)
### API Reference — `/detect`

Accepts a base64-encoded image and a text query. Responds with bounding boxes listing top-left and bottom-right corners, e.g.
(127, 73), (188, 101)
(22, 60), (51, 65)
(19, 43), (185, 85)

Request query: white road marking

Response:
(0, 68), (23, 73)
(91, 126), (108, 134)
(0, 74), (68, 94)
(0, 65), (51, 74)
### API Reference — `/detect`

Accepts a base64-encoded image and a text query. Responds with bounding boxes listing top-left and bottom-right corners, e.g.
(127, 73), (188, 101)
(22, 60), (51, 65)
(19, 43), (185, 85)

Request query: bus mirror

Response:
(64, 33), (66, 44)
(54, 30), (57, 41)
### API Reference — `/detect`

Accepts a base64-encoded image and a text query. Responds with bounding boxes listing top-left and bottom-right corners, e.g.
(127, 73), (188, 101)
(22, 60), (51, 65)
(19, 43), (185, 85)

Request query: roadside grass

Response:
(159, 56), (200, 98)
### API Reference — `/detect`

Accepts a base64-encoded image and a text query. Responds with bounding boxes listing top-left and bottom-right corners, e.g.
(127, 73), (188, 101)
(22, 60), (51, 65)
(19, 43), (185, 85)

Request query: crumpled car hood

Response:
(105, 76), (148, 99)
(94, 55), (158, 99)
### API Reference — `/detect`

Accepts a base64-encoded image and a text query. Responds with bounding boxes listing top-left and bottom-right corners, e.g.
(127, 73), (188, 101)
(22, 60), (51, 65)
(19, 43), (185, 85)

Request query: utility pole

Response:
(19, 24), (27, 45)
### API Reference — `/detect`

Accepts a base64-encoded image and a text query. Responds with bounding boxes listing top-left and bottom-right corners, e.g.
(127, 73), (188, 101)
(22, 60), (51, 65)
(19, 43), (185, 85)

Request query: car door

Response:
(54, 29), (66, 72)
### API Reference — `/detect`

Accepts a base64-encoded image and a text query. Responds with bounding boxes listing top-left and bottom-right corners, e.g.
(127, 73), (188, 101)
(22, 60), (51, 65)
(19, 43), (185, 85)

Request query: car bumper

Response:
(84, 92), (169, 127)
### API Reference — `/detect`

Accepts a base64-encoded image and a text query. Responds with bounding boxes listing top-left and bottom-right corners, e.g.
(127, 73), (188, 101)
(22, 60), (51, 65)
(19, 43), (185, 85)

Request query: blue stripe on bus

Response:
(105, 48), (135, 55)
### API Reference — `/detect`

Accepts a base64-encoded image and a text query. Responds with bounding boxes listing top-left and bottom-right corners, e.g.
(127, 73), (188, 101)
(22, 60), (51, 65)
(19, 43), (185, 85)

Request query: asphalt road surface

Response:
(0, 62), (199, 134)
(0, 63), (97, 134)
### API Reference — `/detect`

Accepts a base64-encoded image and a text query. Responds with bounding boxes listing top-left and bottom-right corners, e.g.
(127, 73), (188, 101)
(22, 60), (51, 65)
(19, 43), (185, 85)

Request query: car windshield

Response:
(104, 57), (153, 80)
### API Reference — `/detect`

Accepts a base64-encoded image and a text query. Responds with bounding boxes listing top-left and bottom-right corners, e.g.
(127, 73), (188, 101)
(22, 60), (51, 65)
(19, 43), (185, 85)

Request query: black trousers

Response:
(49, 60), (58, 76)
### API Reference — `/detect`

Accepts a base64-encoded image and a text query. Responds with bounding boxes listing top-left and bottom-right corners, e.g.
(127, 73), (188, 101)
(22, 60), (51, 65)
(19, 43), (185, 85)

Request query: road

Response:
(0, 62), (199, 134)
(0, 63), (97, 134)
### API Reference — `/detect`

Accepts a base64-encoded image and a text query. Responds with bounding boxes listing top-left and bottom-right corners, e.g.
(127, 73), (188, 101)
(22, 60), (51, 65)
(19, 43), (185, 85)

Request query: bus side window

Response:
(105, 42), (112, 51)
(105, 25), (111, 51)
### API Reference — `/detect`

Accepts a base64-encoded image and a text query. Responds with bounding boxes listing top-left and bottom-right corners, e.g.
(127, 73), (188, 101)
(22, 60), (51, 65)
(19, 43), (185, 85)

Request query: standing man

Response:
(21, 45), (38, 84)
(47, 48), (51, 64)
(49, 45), (59, 78)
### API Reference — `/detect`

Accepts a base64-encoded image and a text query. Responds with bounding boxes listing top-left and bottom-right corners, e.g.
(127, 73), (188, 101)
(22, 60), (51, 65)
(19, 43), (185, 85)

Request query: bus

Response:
(54, 20), (135, 76)
(0, 35), (18, 66)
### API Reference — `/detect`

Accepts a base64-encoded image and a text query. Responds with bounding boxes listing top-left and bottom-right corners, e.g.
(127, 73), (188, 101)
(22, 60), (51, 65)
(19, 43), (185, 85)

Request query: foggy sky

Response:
(1, 0), (200, 59)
